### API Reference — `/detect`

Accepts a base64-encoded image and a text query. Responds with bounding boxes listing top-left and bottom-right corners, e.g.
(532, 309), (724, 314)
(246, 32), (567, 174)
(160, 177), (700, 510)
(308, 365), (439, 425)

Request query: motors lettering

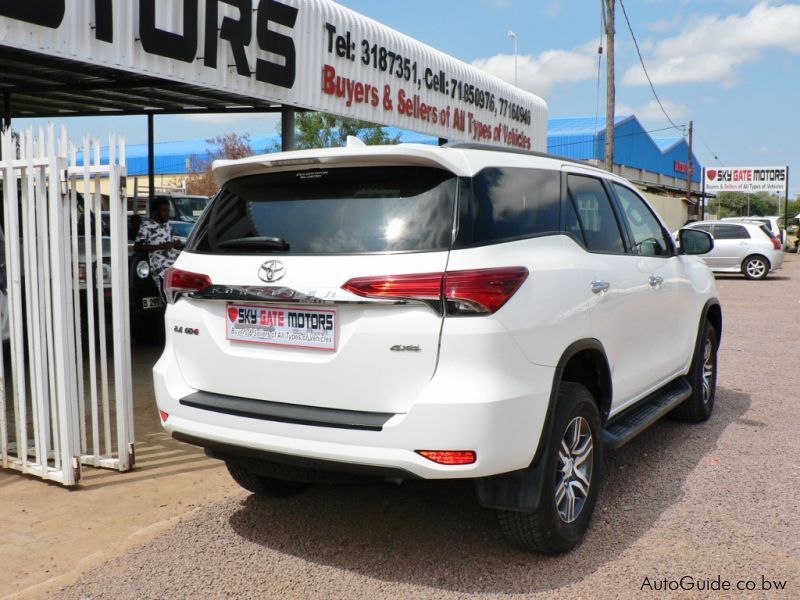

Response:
(0, 0), (298, 88)
(235, 308), (333, 332)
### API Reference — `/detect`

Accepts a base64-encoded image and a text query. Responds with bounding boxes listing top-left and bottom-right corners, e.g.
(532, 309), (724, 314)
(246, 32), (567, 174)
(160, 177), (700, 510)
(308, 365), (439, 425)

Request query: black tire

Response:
(742, 255), (769, 280)
(497, 382), (603, 553)
(225, 460), (308, 498)
(672, 320), (718, 423)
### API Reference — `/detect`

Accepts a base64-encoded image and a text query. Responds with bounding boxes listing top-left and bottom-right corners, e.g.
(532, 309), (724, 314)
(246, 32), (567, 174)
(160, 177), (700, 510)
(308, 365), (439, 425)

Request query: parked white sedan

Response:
(677, 220), (784, 279)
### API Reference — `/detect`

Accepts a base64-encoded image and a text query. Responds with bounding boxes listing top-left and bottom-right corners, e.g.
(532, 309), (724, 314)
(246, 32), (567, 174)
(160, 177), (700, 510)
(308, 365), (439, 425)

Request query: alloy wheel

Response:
(746, 259), (767, 279)
(555, 416), (594, 523)
(701, 336), (714, 406)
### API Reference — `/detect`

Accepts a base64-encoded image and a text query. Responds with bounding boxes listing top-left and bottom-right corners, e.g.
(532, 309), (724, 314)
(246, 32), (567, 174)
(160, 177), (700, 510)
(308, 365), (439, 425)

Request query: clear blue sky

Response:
(16, 0), (800, 197)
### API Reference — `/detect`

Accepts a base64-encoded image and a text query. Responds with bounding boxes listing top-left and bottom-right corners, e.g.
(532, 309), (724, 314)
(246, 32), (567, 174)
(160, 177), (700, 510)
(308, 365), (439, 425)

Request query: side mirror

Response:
(678, 228), (714, 255)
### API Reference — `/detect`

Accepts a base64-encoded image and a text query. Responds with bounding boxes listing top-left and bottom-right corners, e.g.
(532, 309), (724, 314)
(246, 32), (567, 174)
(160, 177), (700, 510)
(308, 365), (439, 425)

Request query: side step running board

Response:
(603, 377), (693, 449)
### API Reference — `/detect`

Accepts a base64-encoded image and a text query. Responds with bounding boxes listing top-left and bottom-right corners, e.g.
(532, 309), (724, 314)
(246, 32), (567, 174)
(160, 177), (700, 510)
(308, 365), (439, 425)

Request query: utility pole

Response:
(604, 0), (615, 172)
(686, 120), (693, 216)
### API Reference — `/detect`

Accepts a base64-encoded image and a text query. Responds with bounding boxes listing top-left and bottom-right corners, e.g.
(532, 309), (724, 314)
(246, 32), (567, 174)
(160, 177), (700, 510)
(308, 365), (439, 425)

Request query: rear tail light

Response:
(163, 267), (212, 304)
(771, 237), (781, 250)
(159, 410), (169, 422)
(416, 450), (476, 465)
(342, 267), (527, 316)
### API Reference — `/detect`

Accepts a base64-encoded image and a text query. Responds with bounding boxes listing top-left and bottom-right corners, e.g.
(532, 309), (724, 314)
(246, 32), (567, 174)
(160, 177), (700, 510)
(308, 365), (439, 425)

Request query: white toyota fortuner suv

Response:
(154, 142), (721, 553)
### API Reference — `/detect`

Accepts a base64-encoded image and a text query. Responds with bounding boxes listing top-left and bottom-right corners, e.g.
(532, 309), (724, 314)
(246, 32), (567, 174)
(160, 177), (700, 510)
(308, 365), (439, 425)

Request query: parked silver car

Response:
(676, 220), (783, 280)
(721, 216), (785, 248)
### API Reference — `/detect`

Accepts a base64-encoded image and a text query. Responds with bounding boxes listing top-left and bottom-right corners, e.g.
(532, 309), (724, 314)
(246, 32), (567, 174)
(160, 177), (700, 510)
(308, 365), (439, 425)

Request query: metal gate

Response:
(0, 125), (134, 485)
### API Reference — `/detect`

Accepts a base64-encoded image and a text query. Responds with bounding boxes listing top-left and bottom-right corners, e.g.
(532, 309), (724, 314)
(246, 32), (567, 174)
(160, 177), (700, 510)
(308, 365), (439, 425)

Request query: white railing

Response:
(0, 125), (134, 486)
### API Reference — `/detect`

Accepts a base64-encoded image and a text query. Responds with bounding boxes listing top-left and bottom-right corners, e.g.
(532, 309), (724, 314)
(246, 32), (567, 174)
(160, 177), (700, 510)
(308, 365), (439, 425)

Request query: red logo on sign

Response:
(227, 307), (239, 322)
(707, 170), (717, 181)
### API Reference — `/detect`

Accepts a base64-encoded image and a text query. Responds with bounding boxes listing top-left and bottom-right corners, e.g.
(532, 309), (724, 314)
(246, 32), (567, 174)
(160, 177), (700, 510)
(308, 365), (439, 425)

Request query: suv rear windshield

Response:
(188, 167), (456, 255)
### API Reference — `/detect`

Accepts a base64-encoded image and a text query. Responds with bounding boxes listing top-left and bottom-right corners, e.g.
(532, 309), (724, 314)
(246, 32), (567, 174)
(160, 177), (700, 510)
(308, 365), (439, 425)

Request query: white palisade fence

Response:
(0, 125), (134, 486)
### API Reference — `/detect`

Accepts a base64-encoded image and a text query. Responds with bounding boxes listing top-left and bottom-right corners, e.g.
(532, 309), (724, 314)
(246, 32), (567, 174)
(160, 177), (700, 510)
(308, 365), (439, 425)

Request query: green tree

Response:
(187, 132), (254, 195)
(713, 192), (771, 218)
(289, 112), (399, 149)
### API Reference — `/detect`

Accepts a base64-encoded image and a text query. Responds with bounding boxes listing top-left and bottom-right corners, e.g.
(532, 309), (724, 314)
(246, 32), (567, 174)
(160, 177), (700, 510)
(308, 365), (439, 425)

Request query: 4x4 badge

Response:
(258, 260), (286, 283)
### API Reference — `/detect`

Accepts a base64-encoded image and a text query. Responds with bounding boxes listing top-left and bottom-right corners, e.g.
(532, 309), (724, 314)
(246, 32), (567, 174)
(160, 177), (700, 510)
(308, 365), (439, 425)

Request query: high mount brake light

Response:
(342, 267), (528, 315)
(163, 267), (212, 304)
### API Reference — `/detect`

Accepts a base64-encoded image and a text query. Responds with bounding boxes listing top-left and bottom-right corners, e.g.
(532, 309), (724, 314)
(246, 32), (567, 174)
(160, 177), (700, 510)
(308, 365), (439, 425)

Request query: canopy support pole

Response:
(147, 114), (155, 206)
(281, 106), (295, 151)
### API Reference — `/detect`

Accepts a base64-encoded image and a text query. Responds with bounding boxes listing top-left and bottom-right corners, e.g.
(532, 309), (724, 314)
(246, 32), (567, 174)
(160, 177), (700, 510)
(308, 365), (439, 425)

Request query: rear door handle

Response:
(649, 275), (664, 288)
(591, 280), (610, 294)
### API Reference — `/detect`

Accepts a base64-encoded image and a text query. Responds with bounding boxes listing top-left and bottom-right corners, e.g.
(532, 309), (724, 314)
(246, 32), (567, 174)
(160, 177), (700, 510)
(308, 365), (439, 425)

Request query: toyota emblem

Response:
(258, 260), (286, 283)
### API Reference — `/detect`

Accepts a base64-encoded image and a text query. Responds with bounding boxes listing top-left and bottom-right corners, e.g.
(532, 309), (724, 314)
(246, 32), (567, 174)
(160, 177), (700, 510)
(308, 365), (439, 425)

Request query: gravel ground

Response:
(58, 255), (800, 599)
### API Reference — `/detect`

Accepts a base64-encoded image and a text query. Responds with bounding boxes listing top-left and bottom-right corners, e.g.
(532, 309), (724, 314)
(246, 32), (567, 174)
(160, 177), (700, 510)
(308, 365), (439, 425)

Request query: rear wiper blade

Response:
(216, 236), (290, 251)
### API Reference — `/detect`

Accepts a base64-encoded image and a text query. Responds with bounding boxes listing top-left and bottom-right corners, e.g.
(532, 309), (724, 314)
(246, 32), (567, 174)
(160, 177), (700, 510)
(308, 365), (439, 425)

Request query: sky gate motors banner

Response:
(0, 0), (547, 150)
(703, 166), (788, 194)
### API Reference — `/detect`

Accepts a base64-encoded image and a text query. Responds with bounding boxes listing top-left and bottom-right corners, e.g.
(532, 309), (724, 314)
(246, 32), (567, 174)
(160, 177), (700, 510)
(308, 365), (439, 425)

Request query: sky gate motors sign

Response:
(704, 166), (788, 194)
(0, 0), (547, 150)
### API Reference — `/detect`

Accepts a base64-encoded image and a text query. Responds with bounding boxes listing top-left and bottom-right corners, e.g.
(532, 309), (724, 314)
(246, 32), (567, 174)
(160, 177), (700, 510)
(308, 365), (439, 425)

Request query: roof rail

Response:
(443, 142), (591, 168)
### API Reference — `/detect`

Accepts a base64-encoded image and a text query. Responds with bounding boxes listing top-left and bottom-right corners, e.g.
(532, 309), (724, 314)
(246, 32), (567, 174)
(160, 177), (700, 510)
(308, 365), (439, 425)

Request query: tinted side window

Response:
(567, 175), (625, 254)
(469, 167), (560, 244)
(713, 224), (750, 239)
(564, 196), (585, 245)
(613, 184), (672, 257)
(758, 225), (775, 239)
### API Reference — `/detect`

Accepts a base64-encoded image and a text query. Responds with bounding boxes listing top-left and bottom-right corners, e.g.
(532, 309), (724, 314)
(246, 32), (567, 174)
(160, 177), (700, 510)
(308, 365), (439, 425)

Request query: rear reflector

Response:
(159, 410), (169, 422)
(342, 267), (528, 315)
(416, 450), (477, 465)
(163, 267), (212, 304)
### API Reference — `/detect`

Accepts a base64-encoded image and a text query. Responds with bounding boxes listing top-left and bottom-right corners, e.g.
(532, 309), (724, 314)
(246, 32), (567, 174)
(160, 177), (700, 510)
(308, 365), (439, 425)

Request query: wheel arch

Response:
(741, 253), (770, 273)
(474, 338), (611, 512)
(703, 299), (722, 348)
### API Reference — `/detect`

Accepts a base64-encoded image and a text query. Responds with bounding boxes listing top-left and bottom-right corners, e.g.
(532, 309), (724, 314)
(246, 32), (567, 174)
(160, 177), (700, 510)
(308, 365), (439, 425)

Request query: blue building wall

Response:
(547, 115), (701, 183)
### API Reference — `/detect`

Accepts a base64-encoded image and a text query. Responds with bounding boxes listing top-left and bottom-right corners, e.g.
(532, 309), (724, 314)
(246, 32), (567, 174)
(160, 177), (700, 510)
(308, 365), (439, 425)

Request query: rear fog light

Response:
(416, 450), (476, 465)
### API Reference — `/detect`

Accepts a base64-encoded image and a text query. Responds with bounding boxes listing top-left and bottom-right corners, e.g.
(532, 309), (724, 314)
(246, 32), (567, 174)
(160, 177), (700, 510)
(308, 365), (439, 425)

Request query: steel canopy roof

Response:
(0, 46), (283, 121)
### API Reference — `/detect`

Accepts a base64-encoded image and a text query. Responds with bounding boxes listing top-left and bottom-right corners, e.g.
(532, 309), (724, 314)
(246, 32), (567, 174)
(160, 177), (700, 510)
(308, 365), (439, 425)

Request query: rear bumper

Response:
(153, 335), (554, 480)
(770, 250), (784, 271)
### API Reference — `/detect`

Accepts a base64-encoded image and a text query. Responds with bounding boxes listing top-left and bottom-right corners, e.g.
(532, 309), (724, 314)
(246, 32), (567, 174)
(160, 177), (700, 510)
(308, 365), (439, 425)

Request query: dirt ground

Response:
(0, 346), (239, 599)
(3, 254), (800, 599)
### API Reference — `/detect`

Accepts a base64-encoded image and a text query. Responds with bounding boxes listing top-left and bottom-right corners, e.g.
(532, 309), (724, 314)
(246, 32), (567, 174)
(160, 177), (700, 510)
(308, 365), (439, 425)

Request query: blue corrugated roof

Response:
(76, 127), (438, 176)
(79, 116), (700, 183)
(547, 115), (701, 183)
(652, 137), (683, 152)
(548, 115), (633, 135)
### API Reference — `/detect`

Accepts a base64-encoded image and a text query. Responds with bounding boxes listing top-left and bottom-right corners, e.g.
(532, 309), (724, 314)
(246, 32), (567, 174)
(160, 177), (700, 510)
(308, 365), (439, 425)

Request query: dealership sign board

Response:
(0, 0), (547, 150)
(703, 166), (788, 194)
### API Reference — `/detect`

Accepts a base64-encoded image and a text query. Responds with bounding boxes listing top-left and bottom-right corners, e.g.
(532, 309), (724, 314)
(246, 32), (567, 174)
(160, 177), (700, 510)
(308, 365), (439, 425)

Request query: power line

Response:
(618, 0), (684, 134)
(695, 127), (723, 164)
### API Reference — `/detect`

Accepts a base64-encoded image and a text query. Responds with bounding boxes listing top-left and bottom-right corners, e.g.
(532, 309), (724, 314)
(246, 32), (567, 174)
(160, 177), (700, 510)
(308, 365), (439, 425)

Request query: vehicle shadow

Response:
(713, 274), (790, 281)
(227, 387), (750, 594)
